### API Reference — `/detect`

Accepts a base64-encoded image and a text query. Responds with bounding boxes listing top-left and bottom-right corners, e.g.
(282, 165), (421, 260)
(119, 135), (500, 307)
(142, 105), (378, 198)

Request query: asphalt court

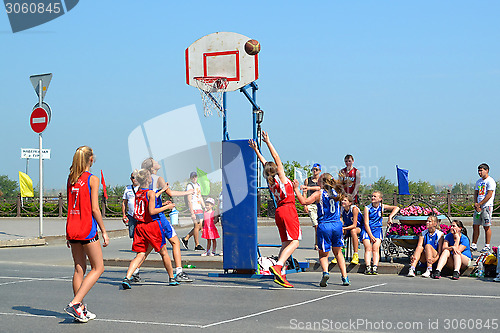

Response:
(1, 260), (500, 333)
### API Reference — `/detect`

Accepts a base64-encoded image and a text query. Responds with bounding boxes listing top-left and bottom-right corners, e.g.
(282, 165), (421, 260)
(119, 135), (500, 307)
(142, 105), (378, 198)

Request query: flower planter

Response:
(395, 215), (446, 226)
(386, 235), (419, 249)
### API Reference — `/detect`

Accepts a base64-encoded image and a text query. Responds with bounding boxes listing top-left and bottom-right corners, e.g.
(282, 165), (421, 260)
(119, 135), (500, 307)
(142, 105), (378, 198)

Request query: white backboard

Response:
(185, 32), (259, 92)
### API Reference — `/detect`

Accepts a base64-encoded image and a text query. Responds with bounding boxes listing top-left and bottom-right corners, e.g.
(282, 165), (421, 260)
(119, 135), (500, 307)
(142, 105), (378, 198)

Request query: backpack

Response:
(257, 256), (278, 275)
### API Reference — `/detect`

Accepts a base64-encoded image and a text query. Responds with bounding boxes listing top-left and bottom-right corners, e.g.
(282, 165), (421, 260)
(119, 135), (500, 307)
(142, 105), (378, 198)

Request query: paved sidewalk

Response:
(1, 216), (494, 244)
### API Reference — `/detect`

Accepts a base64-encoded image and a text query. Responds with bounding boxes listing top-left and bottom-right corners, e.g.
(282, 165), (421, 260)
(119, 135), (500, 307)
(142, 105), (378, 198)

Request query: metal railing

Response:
(1, 190), (498, 218)
(0, 194), (193, 218)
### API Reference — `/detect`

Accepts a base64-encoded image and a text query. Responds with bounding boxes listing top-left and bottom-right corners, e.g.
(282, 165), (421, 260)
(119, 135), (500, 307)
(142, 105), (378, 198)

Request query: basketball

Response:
(244, 39), (261, 55)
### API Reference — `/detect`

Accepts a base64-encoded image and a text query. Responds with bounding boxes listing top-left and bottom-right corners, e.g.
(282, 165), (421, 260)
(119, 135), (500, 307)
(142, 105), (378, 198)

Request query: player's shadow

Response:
(118, 249), (136, 253)
(0, 231), (24, 238)
(90, 274), (131, 289)
(12, 305), (75, 323)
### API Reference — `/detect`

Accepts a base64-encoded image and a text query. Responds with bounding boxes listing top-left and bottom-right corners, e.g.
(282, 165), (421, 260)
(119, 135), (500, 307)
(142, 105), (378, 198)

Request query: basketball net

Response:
(194, 76), (228, 117)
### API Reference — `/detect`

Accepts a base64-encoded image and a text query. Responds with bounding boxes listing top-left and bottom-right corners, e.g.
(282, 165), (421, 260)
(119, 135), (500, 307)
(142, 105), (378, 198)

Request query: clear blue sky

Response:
(1, 1), (499, 191)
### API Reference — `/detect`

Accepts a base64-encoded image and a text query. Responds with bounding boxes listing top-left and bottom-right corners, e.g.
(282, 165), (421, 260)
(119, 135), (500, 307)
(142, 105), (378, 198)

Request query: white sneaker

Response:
(407, 269), (415, 277)
(82, 304), (96, 320)
(201, 251), (208, 257)
(480, 245), (491, 253)
(494, 273), (500, 282)
(422, 270), (432, 278)
(471, 244), (477, 252)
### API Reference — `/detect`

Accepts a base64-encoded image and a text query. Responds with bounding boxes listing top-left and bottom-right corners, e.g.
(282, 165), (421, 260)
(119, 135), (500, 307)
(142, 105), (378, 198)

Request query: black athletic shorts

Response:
(68, 234), (99, 245)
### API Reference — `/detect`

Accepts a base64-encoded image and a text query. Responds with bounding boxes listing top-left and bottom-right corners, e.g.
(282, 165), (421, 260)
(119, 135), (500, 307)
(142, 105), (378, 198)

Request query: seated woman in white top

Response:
(407, 216), (444, 278)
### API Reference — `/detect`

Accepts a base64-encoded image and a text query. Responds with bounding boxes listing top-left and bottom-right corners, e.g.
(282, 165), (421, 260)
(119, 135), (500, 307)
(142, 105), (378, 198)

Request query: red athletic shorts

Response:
(132, 221), (166, 253)
(275, 203), (302, 242)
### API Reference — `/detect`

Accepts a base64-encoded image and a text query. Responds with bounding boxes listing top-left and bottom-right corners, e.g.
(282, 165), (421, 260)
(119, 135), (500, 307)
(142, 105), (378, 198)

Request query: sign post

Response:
(29, 73), (52, 239)
(38, 80), (43, 238)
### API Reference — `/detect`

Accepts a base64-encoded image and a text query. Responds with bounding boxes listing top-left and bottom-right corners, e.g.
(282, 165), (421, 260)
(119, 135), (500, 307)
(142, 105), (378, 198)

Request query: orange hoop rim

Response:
(193, 76), (229, 90)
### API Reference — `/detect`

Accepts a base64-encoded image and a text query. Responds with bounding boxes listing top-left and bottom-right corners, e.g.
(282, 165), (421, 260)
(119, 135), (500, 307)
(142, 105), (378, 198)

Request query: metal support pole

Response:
(38, 79), (43, 238)
(251, 85), (261, 189)
(240, 85), (260, 110)
(251, 86), (259, 216)
(222, 92), (229, 141)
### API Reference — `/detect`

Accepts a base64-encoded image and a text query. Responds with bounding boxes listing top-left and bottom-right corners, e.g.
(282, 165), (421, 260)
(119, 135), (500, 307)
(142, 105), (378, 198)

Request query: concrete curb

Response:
(102, 258), (409, 275)
(43, 229), (131, 246)
(102, 257), (475, 276)
(0, 238), (46, 248)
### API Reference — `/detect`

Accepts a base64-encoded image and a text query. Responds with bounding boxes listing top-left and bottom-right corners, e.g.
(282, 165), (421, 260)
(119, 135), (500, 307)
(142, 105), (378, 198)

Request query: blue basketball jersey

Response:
(444, 233), (472, 259)
(367, 203), (384, 229)
(341, 205), (364, 228)
(422, 229), (444, 250)
(316, 189), (341, 224)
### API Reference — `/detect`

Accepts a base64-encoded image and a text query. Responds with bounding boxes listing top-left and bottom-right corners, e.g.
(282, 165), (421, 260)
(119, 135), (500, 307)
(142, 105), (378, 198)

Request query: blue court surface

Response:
(1, 243), (499, 333)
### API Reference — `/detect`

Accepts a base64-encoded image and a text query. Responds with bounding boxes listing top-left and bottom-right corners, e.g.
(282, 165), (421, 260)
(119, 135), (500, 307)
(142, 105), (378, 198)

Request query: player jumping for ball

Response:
(249, 131), (301, 288)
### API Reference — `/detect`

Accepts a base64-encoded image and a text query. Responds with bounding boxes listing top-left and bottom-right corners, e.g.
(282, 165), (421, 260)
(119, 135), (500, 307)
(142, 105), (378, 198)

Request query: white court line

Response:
(191, 283), (347, 292)
(0, 312), (61, 320)
(92, 318), (203, 328)
(0, 312), (203, 328)
(0, 283), (386, 329)
(0, 276), (71, 286)
(201, 283), (387, 329)
(357, 290), (500, 300)
(0, 276), (71, 281)
(141, 281), (347, 293)
(2, 274), (499, 301)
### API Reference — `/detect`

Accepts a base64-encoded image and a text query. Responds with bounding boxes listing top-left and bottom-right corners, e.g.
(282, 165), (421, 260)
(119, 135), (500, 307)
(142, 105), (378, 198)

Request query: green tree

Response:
(282, 161), (311, 181)
(408, 180), (435, 194)
(357, 183), (371, 196)
(105, 185), (126, 197)
(0, 175), (18, 197)
(370, 176), (397, 197)
(451, 182), (474, 194)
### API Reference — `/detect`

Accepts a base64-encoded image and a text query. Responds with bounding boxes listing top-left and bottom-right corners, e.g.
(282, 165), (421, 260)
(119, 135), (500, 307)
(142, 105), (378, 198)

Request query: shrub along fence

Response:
(1, 190), (499, 218)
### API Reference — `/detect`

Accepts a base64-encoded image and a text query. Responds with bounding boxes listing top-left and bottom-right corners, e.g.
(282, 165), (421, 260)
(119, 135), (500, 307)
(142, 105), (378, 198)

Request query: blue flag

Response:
(396, 165), (410, 195)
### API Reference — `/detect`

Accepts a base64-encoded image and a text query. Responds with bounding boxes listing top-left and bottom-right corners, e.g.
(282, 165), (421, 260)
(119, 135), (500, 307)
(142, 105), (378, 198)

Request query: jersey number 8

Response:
(329, 198), (336, 214)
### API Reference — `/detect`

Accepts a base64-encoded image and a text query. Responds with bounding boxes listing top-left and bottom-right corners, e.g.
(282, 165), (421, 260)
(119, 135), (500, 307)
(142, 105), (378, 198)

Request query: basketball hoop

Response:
(194, 76), (228, 117)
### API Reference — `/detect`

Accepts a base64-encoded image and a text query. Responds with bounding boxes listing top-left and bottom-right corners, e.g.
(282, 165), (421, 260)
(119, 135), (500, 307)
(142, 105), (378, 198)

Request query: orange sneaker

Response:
(269, 265), (285, 284)
(274, 277), (294, 288)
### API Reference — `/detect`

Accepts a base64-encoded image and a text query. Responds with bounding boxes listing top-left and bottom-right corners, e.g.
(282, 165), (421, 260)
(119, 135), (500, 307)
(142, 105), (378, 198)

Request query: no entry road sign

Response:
(30, 107), (49, 133)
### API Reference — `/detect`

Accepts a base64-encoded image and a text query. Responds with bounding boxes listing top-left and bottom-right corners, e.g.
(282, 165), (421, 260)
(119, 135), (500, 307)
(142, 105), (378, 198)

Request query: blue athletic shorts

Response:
(361, 226), (383, 240)
(158, 214), (177, 240)
(317, 222), (344, 252)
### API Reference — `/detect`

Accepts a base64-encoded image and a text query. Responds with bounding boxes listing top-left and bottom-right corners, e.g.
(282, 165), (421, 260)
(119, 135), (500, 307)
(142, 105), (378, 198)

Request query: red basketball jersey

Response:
(268, 175), (295, 207)
(134, 189), (154, 223)
(341, 167), (358, 194)
(66, 171), (97, 241)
